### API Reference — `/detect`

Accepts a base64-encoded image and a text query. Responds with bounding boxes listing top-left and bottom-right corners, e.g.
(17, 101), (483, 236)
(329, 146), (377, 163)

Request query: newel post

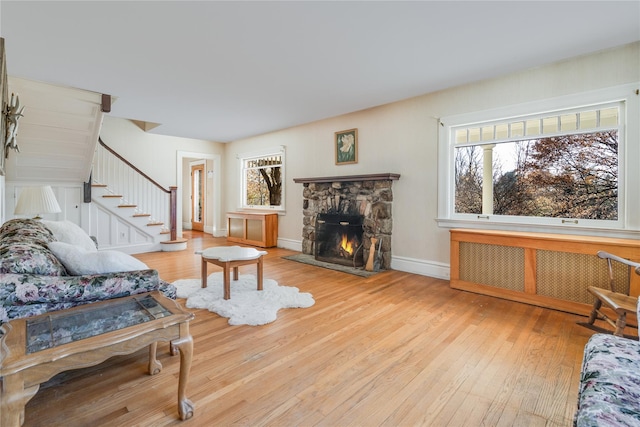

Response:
(170, 186), (177, 241)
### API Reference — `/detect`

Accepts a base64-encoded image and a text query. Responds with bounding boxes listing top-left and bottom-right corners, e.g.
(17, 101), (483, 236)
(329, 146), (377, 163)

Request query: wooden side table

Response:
(0, 292), (195, 426)
(226, 211), (278, 248)
(200, 246), (268, 300)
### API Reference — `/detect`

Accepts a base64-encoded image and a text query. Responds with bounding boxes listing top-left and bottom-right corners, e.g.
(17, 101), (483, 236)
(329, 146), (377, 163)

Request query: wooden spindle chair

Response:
(584, 251), (640, 338)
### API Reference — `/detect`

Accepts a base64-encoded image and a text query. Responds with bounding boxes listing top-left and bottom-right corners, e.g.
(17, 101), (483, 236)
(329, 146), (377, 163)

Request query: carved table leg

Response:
(148, 342), (162, 375)
(1, 373), (35, 427)
(172, 333), (194, 420)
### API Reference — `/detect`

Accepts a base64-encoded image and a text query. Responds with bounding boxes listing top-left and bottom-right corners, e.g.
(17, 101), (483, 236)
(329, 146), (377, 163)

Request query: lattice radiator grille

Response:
(537, 250), (629, 303)
(459, 242), (525, 292)
(458, 243), (630, 302)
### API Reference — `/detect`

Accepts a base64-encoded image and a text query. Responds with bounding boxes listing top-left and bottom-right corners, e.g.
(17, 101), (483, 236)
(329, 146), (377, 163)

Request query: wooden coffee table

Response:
(200, 246), (268, 300)
(0, 292), (195, 426)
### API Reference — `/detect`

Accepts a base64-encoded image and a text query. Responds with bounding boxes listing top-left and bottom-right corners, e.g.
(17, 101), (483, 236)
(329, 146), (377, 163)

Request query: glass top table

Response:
(0, 292), (195, 425)
(26, 294), (172, 354)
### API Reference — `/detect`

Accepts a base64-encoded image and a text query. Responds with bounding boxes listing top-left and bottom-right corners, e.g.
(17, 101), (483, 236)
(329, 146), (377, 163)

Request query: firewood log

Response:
(365, 237), (377, 271)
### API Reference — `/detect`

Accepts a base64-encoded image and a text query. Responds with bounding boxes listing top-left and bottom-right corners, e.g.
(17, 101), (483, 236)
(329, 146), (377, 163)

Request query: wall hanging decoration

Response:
(0, 37), (6, 175)
(335, 128), (358, 165)
(5, 92), (25, 158)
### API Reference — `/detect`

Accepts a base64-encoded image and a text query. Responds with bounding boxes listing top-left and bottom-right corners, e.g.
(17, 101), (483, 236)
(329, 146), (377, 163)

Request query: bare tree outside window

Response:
(243, 153), (284, 209)
(455, 131), (618, 220)
(454, 146), (483, 214)
(440, 88), (636, 232)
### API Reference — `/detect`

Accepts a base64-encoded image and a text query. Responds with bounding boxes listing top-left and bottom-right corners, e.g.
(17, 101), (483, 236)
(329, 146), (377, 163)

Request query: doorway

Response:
(191, 163), (205, 232)
(177, 151), (221, 239)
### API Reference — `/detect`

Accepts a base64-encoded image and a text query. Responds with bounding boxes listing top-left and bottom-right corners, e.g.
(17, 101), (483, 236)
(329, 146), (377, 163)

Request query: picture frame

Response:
(335, 128), (358, 165)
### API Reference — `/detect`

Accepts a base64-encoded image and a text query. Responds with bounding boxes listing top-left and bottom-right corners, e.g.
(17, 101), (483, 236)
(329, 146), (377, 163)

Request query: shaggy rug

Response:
(172, 272), (315, 326)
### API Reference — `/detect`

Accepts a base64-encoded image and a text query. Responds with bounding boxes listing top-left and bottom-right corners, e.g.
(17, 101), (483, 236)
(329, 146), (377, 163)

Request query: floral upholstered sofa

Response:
(0, 218), (176, 324)
(574, 299), (640, 426)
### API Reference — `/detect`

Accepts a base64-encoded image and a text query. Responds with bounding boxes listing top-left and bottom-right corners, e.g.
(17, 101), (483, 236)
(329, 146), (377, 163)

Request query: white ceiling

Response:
(1, 1), (639, 143)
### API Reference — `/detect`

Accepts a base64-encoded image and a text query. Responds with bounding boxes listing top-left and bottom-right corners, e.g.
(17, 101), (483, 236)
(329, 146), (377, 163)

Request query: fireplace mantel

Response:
(293, 173), (400, 184)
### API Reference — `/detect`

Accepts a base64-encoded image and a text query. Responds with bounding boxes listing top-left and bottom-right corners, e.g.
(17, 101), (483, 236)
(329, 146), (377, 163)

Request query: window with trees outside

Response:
(438, 84), (640, 235)
(240, 146), (285, 211)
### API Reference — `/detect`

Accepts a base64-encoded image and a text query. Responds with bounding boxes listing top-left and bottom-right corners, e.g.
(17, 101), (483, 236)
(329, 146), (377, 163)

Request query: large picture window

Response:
(438, 84), (640, 235)
(239, 146), (285, 211)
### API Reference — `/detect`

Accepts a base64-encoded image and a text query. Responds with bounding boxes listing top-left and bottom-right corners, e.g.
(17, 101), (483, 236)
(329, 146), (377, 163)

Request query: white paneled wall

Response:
(6, 183), (87, 224)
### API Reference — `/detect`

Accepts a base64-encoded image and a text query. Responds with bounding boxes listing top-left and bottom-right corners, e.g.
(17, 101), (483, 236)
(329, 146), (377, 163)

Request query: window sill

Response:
(238, 207), (285, 215)
(436, 217), (640, 240)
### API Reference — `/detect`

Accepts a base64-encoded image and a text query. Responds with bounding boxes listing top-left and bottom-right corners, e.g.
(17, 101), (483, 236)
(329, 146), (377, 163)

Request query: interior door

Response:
(191, 163), (204, 231)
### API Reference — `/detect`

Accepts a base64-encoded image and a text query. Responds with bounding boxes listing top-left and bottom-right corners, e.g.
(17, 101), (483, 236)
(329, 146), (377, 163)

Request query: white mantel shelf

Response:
(293, 173), (400, 184)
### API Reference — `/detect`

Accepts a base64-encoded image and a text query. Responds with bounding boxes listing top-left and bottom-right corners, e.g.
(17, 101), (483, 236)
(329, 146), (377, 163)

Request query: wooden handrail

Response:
(99, 138), (169, 194)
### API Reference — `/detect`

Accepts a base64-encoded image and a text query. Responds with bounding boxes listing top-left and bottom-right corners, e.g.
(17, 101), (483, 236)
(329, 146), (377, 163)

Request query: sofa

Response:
(574, 299), (640, 426)
(0, 218), (176, 325)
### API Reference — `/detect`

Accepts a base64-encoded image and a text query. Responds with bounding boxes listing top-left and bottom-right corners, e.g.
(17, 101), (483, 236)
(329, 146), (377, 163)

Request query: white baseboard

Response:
(391, 255), (450, 280)
(184, 223), (224, 237)
(100, 242), (161, 255)
(278, 238), (450, 279)
(277, 238), (302, 252)
(214, 228), (227, 238)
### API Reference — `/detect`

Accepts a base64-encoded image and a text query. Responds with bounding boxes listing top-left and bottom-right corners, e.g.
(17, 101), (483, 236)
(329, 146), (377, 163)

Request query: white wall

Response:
(100, 116), (225, 188)
(6, 182), (85, 224)
(89, 43), (638, 278)
(100, 116), (226, 236)
(224, 42), (640, 277)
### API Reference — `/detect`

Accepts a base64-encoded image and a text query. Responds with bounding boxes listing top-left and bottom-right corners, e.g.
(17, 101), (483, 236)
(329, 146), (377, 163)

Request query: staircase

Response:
(4, 76), (186, 253)
(90, 139), (186, 253)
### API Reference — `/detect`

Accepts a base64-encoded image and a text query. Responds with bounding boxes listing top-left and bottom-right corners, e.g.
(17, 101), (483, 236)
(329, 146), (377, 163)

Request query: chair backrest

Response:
(597, 250), (640, 295)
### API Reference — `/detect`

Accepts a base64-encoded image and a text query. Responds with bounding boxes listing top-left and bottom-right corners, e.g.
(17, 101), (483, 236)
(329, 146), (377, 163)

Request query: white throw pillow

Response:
(42, 220), (97, 252)
(48, 241), (149, 275)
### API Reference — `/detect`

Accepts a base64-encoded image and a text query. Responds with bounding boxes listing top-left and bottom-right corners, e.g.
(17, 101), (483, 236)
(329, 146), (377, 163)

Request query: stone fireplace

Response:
(293, 173), (400, 270)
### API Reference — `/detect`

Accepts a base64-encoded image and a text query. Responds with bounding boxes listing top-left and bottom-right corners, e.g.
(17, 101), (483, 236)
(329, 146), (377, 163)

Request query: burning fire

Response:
(340, 233), (354, 256)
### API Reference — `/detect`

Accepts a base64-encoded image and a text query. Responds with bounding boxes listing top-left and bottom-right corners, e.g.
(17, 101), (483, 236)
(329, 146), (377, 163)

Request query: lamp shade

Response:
(14, 186), (62, 218)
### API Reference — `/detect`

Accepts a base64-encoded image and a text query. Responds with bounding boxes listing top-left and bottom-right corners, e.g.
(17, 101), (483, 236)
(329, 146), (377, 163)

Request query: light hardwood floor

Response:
(23, 231), (596, 426)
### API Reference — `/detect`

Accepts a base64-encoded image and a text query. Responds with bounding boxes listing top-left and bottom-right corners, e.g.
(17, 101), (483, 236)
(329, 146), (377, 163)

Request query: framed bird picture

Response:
(335, 128), (357, 165)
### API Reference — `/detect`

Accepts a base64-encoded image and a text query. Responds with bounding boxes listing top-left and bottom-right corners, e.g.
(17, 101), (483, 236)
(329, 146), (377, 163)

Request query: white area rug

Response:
(172, 272), (315, 326)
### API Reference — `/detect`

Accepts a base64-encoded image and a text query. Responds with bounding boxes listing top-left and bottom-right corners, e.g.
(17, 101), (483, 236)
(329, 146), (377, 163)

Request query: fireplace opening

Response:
(315, 213), (364, 267)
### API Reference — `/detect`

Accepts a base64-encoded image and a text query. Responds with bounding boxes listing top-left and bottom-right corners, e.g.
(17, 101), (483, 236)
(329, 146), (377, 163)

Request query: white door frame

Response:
(176, 151), (222, 237)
